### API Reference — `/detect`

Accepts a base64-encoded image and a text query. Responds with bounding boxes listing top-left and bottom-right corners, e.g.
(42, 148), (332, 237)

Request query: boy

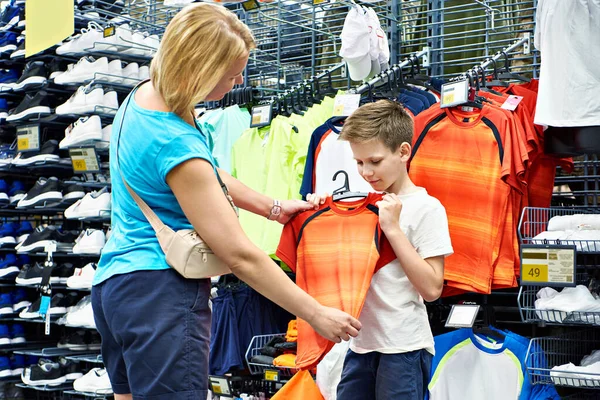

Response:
(336, 100), (453, 399)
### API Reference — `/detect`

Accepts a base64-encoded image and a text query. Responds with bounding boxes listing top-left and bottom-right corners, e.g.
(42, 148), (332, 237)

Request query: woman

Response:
(91, 4), (361, 400)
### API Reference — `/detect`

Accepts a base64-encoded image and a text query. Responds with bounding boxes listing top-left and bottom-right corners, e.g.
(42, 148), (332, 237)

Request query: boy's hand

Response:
(377, 194), (402, 233)
(306, 193), (330, 209)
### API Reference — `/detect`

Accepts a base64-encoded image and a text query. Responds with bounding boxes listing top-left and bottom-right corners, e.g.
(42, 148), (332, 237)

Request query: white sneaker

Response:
(60, 115), (103, 149)
(54, 56), (109, 85)
(124, 31), (147, 56)
(66, 263), (96, 289)
(73, 229), (105, 254)
(56, 85), (104, 115)
(138, 66), (150, 81)
(73, 368), (112, 394)
(143, 34), (160, 56)
(65, 302), (96, 329)
(56, 23), (104, 56)
(65, 187), (111, 219)
(95, 125), (111, 150)
(102, 90), (119, 113)
(100, 59), (123, 85)
(121, 62), (139, 86)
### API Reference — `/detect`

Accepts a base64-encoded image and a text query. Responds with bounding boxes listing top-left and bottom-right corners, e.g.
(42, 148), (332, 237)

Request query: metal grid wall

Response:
(400, 0), (537, 78)
(235, 0), (400, 91)
(120, 0), (538, 89)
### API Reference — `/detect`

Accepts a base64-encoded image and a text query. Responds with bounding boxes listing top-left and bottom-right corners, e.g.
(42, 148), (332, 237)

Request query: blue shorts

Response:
(92, 269), (211, 400)
(337, 349), (432, 400)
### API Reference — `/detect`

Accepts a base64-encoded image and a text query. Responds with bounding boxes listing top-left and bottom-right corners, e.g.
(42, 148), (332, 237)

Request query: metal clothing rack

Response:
(460, 34), (531, 81)
(352, 48), (429, 95)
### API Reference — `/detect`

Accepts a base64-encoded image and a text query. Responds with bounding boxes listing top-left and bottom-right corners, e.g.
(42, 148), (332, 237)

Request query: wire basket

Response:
(518, 207), (600, 254)
(518, 273), (600, 327)
(245, 334), (299, 377)
(526, 330), (600, 389)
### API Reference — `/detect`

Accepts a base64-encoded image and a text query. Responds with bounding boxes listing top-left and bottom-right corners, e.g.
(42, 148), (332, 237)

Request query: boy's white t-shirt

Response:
(351, 187), (453, 356)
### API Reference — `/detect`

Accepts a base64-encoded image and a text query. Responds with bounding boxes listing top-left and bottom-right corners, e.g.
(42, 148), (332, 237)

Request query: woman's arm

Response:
(217, 167), (316, 223)
(168, 159), (361, 342)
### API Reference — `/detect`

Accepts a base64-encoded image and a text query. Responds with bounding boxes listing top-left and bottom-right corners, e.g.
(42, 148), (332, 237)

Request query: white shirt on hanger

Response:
(534, 0), (600, 127)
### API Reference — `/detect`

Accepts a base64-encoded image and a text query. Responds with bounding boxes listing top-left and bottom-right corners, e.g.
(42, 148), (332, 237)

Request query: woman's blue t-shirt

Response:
(93, 89), (215, 285)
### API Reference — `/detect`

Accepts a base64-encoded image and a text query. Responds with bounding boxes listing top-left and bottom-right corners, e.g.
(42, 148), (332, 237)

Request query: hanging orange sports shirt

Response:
(276, 193), (396, 370)
(410, 104), (526, 294)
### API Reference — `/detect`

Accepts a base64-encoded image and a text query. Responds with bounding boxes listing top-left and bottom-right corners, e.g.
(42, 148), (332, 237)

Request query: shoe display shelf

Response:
(245, 334), (299, 378)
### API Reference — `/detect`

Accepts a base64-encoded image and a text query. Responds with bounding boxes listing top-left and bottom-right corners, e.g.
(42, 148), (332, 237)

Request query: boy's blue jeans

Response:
(337, 348), (432, 400)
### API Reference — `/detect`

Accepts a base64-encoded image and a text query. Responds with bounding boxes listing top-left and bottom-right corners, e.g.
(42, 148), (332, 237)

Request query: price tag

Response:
(103, 25), (115, 38)
(16, 125), (40, 152)
(445, 304), (480, 328)
(264, 369), (279, 382)
(250, 104), (272, 128)
(501, 95), (524, 111)
(333, 94), (360, 117)
(440, 80), (469, 109)
(520, 244), (576, 287)
(209, 376), (231, 396)
(69, 147), (101, 173)
(242, 0), (259, 11)
(313, 0), (328, 5)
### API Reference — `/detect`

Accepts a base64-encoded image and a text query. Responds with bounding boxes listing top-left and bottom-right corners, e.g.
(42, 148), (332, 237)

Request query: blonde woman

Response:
(91, 4), (361, 399)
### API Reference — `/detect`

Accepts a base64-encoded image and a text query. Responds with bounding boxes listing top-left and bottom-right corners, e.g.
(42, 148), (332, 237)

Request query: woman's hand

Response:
(276, 193), (329, 224)
(307, 305), (362, 343)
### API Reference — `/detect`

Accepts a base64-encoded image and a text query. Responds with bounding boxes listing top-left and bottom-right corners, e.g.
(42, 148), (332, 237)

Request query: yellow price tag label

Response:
(442, 93), (455, 105)
(264, 370), (279, 381)
(313, 0), (327, 5)
(333, 104), (344, 115)
(103, 26), (115, 38)
(522, 264), (549, 283)
(211, 384), (222, 394)
(17, 137), (29, 151)
(72, 159), (88, 172)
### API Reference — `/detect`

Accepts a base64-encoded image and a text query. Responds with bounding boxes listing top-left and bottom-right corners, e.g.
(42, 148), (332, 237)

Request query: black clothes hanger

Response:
(498, 51), (531, 83)
(485, 58), (510, 88)
(360, 81), (375, 104)
(475, 64), (504, 96)
(331, 170), (368, 201)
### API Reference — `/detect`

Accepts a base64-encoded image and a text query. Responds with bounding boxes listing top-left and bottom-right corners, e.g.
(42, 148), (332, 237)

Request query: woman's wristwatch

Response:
(267, 199), (282, 220)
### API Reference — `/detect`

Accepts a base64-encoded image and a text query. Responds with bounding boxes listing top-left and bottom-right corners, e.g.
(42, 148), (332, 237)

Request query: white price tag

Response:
(16, 125), (40, 152)
(445, 304), (480, 328)
(333, 94), (360, 117)
(250, 104), (273, 128)
(440, 80), (469, 109)
(520, 245), (576, 287)
(69, 147), (101, 173)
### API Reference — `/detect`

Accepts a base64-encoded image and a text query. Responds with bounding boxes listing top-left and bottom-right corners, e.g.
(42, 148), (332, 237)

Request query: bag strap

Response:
(116, 79), (233, 234)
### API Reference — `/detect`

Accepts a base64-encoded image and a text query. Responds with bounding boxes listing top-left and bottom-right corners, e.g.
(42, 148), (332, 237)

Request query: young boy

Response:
(336, 100), (453, 399)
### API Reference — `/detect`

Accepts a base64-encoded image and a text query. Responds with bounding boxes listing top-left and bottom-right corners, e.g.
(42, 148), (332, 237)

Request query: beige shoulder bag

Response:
(116, 80), (233, 279)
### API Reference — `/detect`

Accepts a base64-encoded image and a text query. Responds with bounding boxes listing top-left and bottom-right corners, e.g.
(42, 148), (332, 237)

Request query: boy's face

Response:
(350, 139), (410, 194)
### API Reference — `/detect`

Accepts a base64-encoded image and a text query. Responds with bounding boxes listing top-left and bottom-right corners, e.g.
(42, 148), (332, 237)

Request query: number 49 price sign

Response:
(520, 244), (576, 287)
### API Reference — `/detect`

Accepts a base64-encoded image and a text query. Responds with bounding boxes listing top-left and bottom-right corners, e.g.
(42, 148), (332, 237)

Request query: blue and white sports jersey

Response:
(428, 328), (560, 400)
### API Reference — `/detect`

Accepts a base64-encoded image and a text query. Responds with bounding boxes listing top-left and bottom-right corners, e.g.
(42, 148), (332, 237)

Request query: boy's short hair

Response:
(339, 100), (414, 152)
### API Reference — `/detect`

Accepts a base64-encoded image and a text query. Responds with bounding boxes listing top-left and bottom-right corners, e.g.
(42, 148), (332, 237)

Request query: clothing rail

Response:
(462, 34), (530, 80)
(271, 62), (346, 102)
(352, 48), (429, 95)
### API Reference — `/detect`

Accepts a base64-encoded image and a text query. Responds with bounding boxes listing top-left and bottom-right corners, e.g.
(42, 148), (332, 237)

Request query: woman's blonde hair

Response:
(150, 3), (255, 117)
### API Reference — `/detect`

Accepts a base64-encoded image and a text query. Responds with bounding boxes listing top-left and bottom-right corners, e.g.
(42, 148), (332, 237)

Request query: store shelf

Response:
(64, 354), (103, 364)
(245, 333), (298, 378)
(19, 252), (100, 259)
(526, 329), (600, 389)
(63, 389), (113, 398)
(16, 283), (91, 292)
(16, 382), (73, 392)
(518, 207), (600, 254)
(14, 347), (95, 357)
(63, 180), (111, 190)
(517, 274), (600, 327)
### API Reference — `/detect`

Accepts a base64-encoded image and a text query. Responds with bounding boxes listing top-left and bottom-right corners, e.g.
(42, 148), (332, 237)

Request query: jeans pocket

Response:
(188, 279), (210, 312)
